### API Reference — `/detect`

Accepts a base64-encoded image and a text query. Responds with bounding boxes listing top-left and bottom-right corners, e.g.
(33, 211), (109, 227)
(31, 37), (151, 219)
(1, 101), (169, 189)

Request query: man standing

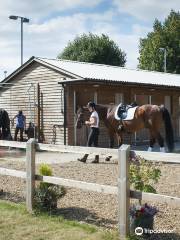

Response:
(78, 101), (100, 163)
(13, 110), (26, 141)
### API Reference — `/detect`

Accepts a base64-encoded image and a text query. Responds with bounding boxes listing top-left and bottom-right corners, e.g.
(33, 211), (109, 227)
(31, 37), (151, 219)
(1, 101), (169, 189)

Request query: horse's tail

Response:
(160, 105), (174, 152)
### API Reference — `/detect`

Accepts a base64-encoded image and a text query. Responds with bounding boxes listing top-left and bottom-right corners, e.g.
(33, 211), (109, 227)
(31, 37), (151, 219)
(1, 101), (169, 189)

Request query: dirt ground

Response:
(0, 151), (180, 239)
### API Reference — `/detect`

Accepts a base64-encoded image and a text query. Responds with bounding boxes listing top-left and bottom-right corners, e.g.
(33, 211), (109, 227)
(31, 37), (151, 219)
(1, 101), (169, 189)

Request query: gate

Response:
(0, 82), (39, 141)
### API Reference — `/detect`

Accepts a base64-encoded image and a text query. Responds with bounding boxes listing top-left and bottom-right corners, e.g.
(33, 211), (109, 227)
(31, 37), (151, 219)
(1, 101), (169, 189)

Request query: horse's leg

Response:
(148, 131), (156, 152)
(117, 132), (123, 147)
(109, 136), (114, 148)
(150, 130), (165, 152)
(156, 132), (165, 152)
(1, 127), (6, 140)
(105, 133), (114, 161)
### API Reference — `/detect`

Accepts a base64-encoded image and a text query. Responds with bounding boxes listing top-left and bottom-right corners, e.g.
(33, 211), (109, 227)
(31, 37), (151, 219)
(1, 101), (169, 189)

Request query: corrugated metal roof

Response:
(36, 57), (180, 88)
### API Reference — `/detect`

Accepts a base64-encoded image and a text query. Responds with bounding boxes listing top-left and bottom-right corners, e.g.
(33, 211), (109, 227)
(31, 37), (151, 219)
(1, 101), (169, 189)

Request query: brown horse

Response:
(76, 104), (174, 153)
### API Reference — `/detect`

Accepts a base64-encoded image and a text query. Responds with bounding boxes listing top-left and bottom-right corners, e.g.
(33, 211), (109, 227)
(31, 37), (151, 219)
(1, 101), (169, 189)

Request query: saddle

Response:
(115, 103), (138, 121)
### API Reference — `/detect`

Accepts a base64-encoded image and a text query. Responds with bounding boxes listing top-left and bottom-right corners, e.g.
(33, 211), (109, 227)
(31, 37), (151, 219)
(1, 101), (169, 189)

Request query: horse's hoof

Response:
(147, 147), (153, 152)
(160, 147), (166, 153)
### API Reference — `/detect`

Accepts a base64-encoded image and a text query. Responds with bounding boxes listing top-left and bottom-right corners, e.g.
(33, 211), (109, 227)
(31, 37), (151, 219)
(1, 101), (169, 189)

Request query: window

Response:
(135, 95), (149, 105)
(115, 93), (124, 105)
(94, 92), (98, 104)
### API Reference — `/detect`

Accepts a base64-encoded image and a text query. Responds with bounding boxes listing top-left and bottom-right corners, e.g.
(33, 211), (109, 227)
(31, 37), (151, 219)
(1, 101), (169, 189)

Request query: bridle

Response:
(76, 111), (85, 128)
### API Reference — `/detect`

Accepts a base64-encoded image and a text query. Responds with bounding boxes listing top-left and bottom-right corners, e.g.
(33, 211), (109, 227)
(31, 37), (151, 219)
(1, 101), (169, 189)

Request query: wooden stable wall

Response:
(67, 84), (180, 147)
(0, 62), (67, 144)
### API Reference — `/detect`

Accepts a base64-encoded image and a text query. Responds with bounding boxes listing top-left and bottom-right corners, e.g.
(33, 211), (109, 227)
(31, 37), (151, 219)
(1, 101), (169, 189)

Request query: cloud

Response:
(0, 0), (103, 21)
(0, 8), (150, 80)
(1, 0), (176, 80)
(112, 0), (180, 22)
(0, 0), (103, 79)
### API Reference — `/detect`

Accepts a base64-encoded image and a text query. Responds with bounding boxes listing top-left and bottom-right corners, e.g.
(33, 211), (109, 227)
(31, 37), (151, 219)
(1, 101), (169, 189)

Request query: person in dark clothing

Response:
(78, 101), (100, 163)
(12, 110), (26, 141)
(25, 122), (35, 139)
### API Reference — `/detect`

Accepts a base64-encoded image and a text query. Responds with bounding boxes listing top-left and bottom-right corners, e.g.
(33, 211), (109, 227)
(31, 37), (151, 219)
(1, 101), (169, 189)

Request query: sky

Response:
(0, 0), (180, 80)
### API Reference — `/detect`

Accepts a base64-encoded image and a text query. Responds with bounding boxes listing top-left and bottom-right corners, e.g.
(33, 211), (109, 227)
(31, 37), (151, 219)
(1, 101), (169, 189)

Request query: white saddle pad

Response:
(115, 105), (138, 121)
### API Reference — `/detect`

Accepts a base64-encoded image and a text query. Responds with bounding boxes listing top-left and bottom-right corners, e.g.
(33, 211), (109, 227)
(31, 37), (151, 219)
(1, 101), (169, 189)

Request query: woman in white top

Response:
(78, 101), (100, 163)
(85, 101), (99, 147)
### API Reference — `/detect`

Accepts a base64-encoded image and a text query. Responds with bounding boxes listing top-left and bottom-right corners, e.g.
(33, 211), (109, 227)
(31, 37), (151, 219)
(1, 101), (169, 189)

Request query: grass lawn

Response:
(0, 200), (129, 240)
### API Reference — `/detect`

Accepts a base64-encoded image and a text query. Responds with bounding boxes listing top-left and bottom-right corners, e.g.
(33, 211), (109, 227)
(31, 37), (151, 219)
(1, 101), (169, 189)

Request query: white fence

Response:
(0, 139), (180, 239)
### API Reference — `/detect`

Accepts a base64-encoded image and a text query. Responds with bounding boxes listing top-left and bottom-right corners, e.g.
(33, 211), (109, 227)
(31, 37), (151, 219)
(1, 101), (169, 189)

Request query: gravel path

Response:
(0, 156), (180, 239)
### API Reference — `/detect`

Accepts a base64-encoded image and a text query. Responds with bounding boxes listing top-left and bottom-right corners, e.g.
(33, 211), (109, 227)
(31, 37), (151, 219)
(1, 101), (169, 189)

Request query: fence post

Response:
(26, 138), (36, 212)
(118, 144), (130, 239)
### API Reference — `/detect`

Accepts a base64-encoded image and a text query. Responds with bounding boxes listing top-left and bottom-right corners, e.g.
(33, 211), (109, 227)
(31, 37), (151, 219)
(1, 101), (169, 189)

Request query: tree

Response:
(58, 33), (126, 67)
(138, 10), (180, 73)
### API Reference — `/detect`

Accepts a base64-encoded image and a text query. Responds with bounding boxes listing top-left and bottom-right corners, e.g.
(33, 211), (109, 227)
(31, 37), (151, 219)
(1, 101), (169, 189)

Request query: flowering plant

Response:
(130, 203), (158, 219)
(130, 204), (158, 234)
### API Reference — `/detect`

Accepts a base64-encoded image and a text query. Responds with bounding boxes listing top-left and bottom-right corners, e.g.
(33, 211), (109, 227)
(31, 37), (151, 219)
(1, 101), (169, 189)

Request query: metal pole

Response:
(62, 84), (67, 145)
(4, 71), (7, 79)
(9, 16), (29, 66)
(73, 90), (77, 146)
(21, 17), (23, 65)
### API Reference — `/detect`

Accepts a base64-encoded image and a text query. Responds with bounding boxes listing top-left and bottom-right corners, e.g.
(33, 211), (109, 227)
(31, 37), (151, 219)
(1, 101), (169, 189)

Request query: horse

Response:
(76, 104), (174, 157)
(0, 109), (12, 140)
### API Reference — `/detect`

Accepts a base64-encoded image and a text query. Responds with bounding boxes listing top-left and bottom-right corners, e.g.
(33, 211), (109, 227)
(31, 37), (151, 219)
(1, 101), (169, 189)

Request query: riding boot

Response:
(91, 155), (99, 163)
(105, 156), (112, 161)
(77, 154), (89, 163)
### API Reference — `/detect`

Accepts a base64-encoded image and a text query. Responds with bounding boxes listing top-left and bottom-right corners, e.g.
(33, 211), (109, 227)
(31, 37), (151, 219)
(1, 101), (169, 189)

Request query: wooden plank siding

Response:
(0, 62), (68, 144)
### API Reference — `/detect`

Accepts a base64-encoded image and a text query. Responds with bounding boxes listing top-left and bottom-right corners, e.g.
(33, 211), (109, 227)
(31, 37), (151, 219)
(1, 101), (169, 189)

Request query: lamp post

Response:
(9, 15), (29, 65)
(159, 47), (167, 73)
(4, 71), (7, 79)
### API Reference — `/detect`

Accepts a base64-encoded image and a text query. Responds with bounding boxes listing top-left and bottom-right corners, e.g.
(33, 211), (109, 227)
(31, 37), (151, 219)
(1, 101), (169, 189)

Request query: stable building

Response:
(0, 56), (180, 147)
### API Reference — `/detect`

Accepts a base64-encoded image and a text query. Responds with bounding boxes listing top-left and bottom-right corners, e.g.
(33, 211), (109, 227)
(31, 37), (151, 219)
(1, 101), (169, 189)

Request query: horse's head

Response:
(76, 106), (86, 129)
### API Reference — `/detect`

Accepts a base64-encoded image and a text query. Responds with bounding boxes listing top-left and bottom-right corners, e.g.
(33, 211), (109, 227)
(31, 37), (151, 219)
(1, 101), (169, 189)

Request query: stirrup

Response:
(118, 125), (124, 131)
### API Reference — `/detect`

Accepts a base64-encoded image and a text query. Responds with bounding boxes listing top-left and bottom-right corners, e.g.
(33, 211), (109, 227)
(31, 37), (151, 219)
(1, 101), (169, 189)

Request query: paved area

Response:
(131, 141), (180, 152)
(0, 141), (179, 164)
(0, 149), (82, 163)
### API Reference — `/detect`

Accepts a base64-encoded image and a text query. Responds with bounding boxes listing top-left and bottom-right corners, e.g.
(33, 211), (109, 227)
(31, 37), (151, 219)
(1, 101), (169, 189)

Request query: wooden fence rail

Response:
(0, 139), (180, 239)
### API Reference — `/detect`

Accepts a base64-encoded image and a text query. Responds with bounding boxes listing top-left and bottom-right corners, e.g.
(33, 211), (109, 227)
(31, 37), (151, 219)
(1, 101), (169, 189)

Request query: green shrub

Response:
(34, 164), (66, 212)
(130, 157), (161, 194)
(39, 164), (53, 176)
